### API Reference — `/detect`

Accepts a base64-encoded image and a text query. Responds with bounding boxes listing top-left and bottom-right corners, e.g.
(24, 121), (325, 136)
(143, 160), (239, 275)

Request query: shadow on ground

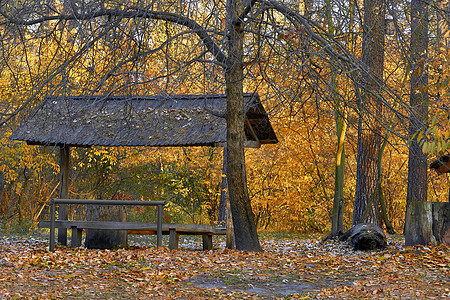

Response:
(186, 273), (349, 297)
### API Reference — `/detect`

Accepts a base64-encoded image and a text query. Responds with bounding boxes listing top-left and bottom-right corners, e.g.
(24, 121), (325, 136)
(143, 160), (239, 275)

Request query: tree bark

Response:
(406, 0), (429, 204)
(348, 223), (386, 250)
(353, 0), (385, 226)
(405, 201), (449, 246)
(353, 130), (382, 225)
(404, 0), (429, 244)
(85, 205), (128, 249)
(378, 136), (395, 233)
(324, 0), (347, 239)
(330, 109), (346, 237)
(225, 0), (262, 251)
(406, 2), (429, 193)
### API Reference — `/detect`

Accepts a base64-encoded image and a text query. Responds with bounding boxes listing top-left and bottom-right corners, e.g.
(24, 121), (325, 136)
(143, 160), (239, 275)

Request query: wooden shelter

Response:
(412, 155), (450, 246)
(430, 155), (450, 175)
(10, 93), (278, 245)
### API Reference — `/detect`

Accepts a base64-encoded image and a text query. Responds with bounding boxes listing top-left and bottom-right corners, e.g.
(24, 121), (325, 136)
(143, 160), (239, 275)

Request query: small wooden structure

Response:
(430, 154), (450, 204)
(44, 199), (165, 251)
(10, 93), (278, 248)
(430, 155), (450, 175)
(404, 155), (450, 246)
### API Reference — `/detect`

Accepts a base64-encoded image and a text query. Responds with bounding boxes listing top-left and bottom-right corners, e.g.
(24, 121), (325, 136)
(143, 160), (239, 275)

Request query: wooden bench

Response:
(40, 199), (225, 251)
(127, 223), (226, 250)
(39, 220), (226, 250)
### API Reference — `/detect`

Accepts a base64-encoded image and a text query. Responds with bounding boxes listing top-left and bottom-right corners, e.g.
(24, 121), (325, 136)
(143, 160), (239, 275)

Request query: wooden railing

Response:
(48, 199), (165, 252)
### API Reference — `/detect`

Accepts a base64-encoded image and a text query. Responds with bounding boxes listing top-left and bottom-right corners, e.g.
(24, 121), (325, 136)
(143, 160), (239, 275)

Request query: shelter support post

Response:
(217, 147), (228, 228)
(49, 199), (56, 252)
(217, 146), (235, 249)
(58, 146), (70, 245)
(157, 203), (163, 247)
(226, 193), (235, 249)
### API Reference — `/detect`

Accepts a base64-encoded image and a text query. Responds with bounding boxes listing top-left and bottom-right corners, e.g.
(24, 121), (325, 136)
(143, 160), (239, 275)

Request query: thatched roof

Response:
(10, 94), (278, 148)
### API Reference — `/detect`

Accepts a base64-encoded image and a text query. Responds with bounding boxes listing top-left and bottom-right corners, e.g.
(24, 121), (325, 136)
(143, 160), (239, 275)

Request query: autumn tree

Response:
(404, 0), (431, 246)
(326, 0), (354, 238)
(0, 0), (265, 250)
(3, 0), (446, 246)
(406, 0), (430, 205)
(352, 0), (386, 226)
(0, 0), (340, 247)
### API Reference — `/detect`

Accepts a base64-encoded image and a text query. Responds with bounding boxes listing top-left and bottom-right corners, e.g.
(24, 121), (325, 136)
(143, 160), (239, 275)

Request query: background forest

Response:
(0, 0), (448, 236)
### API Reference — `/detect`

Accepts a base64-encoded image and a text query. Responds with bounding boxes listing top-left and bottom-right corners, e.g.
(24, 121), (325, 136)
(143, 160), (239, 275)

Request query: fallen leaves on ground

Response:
(0, 234), (448, 299)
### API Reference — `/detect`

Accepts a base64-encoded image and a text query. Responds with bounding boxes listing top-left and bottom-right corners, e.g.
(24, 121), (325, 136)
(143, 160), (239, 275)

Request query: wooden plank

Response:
(46, 199), (165, 252)
(40, 220), (160, 230)
(40, 220), (225, 251)
(245, 118), (261, 148)
(54, 199), (165, 206)
(126, 230), (158, 235)
(39, 221), (226, 235)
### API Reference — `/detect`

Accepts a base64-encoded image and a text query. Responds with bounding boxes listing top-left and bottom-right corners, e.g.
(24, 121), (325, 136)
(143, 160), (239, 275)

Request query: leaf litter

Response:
(0, 233), (448, 299)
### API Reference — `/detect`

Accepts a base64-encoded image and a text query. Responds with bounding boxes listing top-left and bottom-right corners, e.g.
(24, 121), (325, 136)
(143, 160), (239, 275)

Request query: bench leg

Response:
(169, 229), (179, 250)
(71, 227), (83, 248)
(202, 234), (213, 250)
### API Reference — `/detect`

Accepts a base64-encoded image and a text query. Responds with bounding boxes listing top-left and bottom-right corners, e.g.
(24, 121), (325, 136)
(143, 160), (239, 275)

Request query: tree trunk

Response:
(353, 0), (385, 226)
(84, 160), (128, 250)
(17, 168), (32, 227)
(85, 205), (128, 249)
(0, 171), (6, 215)
(405, 201), (449, 246)
(379, 186), (396, 234)
(378, 136), (395, 234)
(330, 109), (347, 237)
(405, 0), (429, 240)
(225, 0), (262, 251)
(325, 0), (347, 239)
(432, 202), (450, 245)
(353, 130), (382, 225)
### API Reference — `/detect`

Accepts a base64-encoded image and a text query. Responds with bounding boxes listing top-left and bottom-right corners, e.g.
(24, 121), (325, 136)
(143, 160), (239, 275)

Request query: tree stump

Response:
(404, 201), (449, 246)
(345, 223), (387, 251)
(85, 205), (127, 249)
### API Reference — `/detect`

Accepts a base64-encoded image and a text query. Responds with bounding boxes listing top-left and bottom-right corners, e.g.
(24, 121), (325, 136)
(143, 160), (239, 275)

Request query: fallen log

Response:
(342, 223), (386, 251)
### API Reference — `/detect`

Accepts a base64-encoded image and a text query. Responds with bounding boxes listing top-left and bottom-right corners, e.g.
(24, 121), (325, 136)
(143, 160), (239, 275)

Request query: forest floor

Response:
(0, 230), (448, 299)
